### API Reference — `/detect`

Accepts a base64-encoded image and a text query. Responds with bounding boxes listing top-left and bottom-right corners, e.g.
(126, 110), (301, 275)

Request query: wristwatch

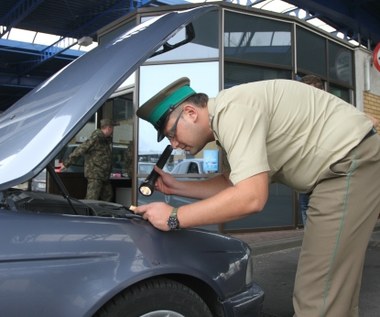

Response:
(167, 207), (180, 230)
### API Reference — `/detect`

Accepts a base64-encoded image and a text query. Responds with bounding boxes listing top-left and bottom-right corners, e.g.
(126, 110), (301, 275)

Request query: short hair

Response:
(301, 75), (324, 90)
(184, 93), (208, 108)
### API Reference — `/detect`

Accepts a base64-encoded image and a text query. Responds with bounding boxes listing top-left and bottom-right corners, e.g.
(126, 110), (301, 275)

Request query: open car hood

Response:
(0, 5), (215, 191)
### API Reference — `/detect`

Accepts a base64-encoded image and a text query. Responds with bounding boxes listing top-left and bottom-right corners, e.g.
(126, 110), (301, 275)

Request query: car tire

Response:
(95, 277), (213, 317)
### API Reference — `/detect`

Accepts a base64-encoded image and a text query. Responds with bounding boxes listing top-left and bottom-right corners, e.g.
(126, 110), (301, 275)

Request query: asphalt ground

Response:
(230, 221), (380, 317)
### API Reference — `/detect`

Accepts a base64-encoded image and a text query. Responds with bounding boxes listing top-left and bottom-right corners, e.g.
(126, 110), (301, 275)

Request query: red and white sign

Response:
(374, 42), (380, 72)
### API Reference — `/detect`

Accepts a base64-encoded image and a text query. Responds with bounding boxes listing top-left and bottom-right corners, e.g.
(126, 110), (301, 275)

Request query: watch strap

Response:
(167, 207), (180, 230)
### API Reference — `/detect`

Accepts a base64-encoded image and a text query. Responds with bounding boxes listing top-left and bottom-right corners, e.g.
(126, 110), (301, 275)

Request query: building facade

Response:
(94, 3), (380, 232)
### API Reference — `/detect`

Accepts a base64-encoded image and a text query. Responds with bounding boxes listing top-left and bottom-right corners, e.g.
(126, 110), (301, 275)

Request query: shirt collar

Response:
(207, 97), (220, 142)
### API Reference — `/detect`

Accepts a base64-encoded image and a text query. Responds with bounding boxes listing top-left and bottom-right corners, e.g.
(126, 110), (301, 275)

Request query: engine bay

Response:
(0, 187), (137, 219)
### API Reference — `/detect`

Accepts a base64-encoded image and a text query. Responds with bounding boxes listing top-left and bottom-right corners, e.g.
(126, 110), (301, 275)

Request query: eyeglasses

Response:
(165, 109), (183, 141)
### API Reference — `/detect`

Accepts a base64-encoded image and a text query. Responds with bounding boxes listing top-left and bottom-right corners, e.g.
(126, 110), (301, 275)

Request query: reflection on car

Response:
(0, 6), (264, 317)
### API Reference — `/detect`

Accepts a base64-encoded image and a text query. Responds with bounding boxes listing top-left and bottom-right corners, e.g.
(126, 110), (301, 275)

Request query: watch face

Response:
(167, 216), (179, 230)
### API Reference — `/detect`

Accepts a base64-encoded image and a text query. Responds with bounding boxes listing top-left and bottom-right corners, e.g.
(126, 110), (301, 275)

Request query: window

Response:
(296, 26), (327, 77)
(188, 162), (199, 174)
(224, 62), (292, 88)
(328, 42), (353, 86)
(138, 62), (219, 207)
(328, 84), (351, 102)
(224, 11), (292, 67)
(55, 93), (134, 179)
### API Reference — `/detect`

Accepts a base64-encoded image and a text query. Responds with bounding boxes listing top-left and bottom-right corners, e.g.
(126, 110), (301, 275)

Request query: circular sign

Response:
(374, 42), (380, 72)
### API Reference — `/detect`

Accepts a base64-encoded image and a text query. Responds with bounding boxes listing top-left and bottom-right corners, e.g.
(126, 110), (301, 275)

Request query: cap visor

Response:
(157, 130), (165, 142)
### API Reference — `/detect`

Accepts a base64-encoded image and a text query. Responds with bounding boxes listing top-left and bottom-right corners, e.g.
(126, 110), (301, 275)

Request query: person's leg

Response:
(85, 178), (102, 200)
(100, 181), (114, 202)
(293, 135), (380, 317)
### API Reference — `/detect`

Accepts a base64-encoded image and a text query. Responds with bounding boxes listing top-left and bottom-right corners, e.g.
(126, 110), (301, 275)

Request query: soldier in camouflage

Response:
(63, 118), (117, 201)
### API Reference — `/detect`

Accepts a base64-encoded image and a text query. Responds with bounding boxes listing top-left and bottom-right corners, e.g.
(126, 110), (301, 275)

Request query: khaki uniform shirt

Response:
(208, 79), (373, 192)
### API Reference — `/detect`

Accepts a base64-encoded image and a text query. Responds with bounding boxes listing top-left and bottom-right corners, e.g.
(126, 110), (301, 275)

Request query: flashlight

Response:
(139, 145), (173, 196)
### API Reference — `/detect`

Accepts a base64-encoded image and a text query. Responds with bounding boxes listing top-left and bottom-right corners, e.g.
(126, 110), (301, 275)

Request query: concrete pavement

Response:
(230, 220), (380, 317)
(231, 219), (380, 255)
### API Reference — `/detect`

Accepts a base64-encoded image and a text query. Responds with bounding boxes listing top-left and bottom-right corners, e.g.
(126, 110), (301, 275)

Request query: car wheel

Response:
(95, 278), (213, 317)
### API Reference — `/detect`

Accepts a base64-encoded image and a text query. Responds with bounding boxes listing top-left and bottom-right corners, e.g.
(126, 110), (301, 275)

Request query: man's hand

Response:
(154, 166), (179, 195)
(55, 162), (66, 173)
(130, 172), (269, 230)
(132, 202), (174, 231)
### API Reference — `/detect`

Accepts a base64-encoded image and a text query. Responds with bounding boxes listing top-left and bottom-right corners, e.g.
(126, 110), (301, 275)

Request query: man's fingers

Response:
(129, 205), (146, 218)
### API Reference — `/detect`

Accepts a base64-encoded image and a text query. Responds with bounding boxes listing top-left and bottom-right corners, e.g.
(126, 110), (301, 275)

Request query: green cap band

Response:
(148, 85), (195, 125)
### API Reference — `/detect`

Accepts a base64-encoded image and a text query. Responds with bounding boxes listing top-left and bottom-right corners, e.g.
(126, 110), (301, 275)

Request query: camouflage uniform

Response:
(63, 129), (113, 201)
(124, 141), (134, 178)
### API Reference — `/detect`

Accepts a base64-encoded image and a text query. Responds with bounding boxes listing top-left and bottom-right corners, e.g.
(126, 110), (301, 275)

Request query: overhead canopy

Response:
(283, 0), (380, 48)
(0, 0), (152, 112)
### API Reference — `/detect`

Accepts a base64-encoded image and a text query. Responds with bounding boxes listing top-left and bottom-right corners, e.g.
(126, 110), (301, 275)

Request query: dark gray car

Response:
(0, 5), (264, 317)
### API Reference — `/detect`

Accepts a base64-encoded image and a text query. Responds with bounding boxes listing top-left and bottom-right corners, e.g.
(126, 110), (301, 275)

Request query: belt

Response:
(362, 127), (377, 142)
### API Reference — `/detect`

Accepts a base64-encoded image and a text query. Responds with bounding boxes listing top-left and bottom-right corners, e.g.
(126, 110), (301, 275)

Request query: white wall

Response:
(354, 47), (380, 110)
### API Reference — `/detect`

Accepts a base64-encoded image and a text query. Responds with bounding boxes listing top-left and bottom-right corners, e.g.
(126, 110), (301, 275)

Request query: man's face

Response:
(103, 126), (113, 137)
(164, 109), (183, 142)
(162, 104), (212, 155)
